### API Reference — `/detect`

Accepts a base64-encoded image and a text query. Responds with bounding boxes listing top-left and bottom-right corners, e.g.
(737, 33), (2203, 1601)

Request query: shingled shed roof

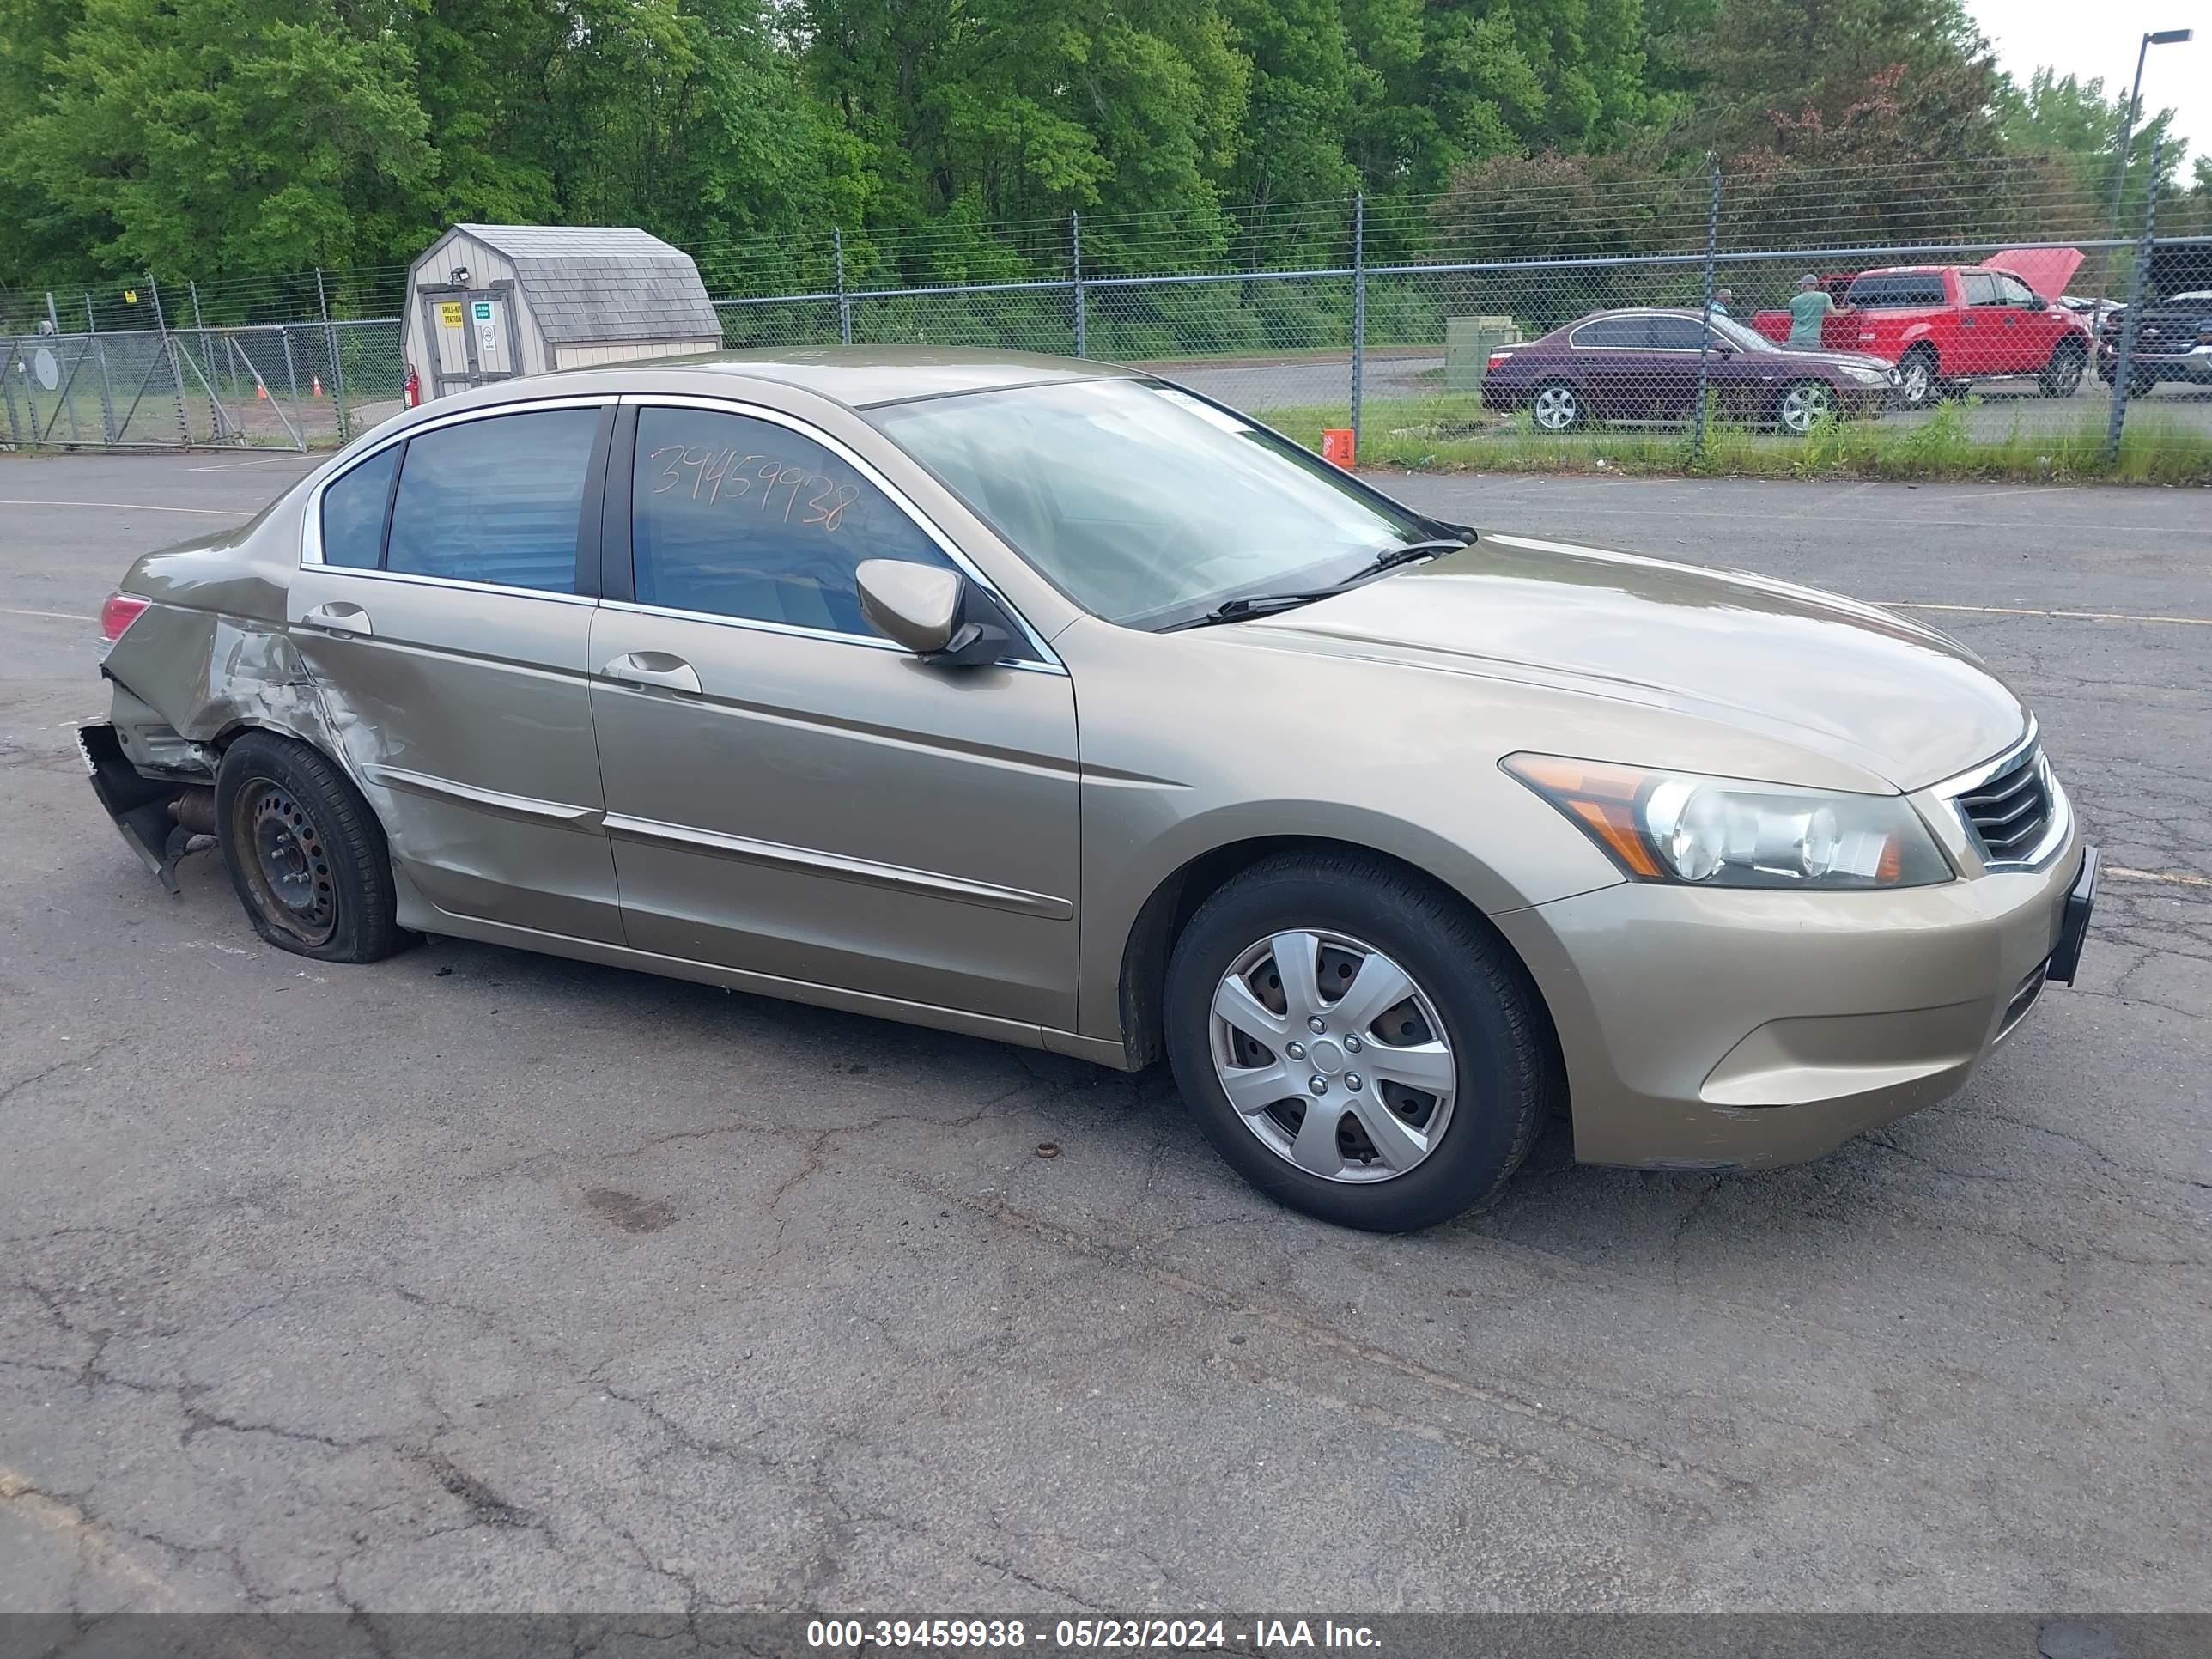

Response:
(453, 223), (720, 345)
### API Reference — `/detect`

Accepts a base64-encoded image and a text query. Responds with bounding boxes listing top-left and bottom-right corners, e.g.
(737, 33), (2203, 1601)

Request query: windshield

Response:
(1707, 313), (1772, 353)
(866, 379), (1433, 629)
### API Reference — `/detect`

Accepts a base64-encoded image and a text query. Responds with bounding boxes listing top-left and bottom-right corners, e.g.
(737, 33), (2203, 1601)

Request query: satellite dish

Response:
(33, 347), (59, 390)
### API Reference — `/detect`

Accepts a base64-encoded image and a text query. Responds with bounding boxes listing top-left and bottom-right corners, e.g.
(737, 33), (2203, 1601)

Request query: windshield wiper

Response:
(1334, 535), (1471, 584)
(1161, 590), (1338, 631)
(1161, 536), (1473, 632)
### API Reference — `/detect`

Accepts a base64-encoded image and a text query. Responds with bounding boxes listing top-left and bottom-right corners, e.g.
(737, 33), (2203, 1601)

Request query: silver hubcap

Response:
(1534, 386), (1578, 430)
(1782, 385), (1832, 433)
(1208, 930), (1457, 1184)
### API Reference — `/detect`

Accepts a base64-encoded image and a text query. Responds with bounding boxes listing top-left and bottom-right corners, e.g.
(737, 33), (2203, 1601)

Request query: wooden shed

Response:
(402, 224), (723, 399)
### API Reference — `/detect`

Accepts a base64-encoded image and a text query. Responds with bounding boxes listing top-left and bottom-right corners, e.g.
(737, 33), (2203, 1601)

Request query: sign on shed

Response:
(403, 223), (722, 400)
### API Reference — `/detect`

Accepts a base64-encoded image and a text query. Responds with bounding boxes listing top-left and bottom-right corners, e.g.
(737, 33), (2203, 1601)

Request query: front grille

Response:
(1956, 747), (2053, 866)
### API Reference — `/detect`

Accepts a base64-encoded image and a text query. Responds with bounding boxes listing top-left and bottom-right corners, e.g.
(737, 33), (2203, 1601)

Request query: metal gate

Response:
(0, 323), (368, 452)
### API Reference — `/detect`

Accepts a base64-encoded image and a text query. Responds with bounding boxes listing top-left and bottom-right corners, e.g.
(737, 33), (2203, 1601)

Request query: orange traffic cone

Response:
(312, 376), (323, 398)
(256, 381), (268, 400)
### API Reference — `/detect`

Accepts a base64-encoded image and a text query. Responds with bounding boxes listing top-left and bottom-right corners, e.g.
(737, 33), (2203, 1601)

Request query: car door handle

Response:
(601, 652), (702, 695)
(301, 601), (372, 637)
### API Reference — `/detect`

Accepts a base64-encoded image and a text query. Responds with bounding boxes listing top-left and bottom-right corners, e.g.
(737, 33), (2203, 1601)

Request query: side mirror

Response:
(2028, 294), (2048, 311)
(856, 560), (1010, 667)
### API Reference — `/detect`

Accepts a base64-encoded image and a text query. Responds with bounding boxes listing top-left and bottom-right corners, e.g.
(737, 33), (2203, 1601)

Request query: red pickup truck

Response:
(1752, 251), (2092, 410)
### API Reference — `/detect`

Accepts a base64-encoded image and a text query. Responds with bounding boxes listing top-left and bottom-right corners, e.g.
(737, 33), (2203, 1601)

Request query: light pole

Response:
(2109, 28), (2192, 236)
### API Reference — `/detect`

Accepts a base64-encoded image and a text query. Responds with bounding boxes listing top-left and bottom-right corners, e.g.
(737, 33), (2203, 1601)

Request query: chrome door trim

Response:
(362, 764), (606, 831)
(602, 811), (1073, 918)
(615, 392), (1066, 673)
(593, 596), (1066, 676)
(298, 392), (618, 570)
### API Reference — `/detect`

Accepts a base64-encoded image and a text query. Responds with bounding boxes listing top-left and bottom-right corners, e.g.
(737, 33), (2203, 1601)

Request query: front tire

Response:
(1778, 380), (1838, 434)
(2039, 339), (2086, 398)
(1163, 854), (1558, 1231)
(215, 732), (404, 963)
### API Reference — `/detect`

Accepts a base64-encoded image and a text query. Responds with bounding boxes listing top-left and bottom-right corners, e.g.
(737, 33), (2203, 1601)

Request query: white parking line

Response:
(0, 499), (243, 517)
(1883, 600), (2212, 627)
(187, 456), (314, 472)
(0, 605), (94, 623)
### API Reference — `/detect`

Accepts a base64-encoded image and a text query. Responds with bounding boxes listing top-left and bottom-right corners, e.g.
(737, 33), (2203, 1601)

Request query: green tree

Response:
(4, 0), (434, 282)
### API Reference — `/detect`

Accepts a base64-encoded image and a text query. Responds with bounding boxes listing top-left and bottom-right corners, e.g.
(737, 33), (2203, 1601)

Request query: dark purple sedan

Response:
(1481, 308), (1900, 434)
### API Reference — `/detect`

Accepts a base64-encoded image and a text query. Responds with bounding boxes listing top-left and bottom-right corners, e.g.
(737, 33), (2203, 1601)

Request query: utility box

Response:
(1444, 315), (1519, 392)
(403, 224), (722, 399)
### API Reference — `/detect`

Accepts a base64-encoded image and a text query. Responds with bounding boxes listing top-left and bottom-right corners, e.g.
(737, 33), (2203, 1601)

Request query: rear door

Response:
(586, 397), (1082, 1031)
(289, 396), (623, 942)
(1567, 317), (1651, 417)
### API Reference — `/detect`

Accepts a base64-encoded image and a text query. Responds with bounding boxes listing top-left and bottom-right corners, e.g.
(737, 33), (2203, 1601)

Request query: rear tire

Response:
(1163, 853), (1558, 1232)
(1530, 380), (1586, 433)
(2039, 339), (2086, 398)
(1897, 346), (1940, 410)
(215, 732), (404, 963)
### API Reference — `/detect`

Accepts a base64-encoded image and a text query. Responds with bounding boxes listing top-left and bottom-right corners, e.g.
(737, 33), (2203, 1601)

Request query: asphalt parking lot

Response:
(2, 453), (2207, 1617)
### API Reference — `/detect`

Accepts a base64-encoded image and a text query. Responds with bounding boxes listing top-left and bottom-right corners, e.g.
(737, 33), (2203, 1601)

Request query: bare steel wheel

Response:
(1209, 930), (1456, 1182)
(234, 779), (337, 948)
(1778, 380), (1836, 434)
(1164, 852), (1559, 1231)
(1531, 380), (1584, 432)
(214, 731), (407, 963)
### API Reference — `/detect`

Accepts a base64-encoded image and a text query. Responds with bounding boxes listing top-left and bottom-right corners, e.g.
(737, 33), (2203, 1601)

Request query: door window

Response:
(1646, 316), (1707, 350)
(383, 408), (600, 592)
(1960, 272), (2002, 307)
(1567, 317), (1648, 348)
(1994, 273), (2037, 307)
(629, 406), (953, 637)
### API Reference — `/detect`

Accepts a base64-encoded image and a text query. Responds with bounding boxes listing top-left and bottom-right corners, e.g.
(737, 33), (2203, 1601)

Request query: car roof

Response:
(620, 345), (1141, 409)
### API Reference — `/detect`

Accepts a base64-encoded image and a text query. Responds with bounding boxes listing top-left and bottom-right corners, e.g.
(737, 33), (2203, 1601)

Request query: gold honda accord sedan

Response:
(83, 348), (2096, 1231)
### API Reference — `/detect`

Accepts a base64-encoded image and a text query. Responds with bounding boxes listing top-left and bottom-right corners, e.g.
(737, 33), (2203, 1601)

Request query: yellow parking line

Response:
(1883, 600), (2212, 627)
(2108, 866), (2212, 890)
(0, 1466), (179, 1606)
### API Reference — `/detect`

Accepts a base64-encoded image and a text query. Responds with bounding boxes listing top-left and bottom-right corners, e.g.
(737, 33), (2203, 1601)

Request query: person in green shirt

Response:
(1787, 273), (1846, 347)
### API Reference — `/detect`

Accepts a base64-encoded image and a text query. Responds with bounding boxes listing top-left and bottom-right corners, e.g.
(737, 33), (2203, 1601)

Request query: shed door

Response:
(419, 284), (522, 395)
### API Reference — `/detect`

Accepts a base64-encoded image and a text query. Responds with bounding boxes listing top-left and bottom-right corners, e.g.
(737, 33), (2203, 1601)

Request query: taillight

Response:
(1486, 351), (1511, 370)
(100, 592), (149, 642)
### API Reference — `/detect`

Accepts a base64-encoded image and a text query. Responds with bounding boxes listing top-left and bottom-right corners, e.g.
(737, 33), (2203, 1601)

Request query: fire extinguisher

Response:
(403, 363), (422, 408)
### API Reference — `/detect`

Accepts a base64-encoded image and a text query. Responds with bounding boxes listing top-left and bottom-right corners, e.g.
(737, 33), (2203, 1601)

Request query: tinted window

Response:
(1845, 273), (1947, 308)
(385, 409), (599, 592)
(1647, 316), (1706, 349)
(1960, 272), (2002, 307)
(631, 407), (953, 636)
(320, 446), (399, 569)
(1568, 317), (1647, 348)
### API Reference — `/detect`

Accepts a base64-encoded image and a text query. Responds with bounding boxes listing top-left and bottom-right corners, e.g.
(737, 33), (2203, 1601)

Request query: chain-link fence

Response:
(6, 158), (2206, 478)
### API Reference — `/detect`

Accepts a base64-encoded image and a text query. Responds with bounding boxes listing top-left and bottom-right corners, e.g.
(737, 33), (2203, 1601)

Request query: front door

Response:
(420, 284), (521, 395)
(289, 398), (622, 941)
(587, 398), (1081, 1030)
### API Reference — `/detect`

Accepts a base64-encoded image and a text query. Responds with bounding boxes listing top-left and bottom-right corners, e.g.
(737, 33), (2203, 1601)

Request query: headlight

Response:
(1504, 755), (1953, 890)
(1845, 365), (1888, 386)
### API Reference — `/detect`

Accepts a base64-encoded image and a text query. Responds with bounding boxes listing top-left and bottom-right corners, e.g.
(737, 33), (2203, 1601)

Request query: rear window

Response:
(1567, 317), (1648, 348)
(319, 446), (399, 569)
(384, 410), (599, 592)
(1845, 274), (1947, 308)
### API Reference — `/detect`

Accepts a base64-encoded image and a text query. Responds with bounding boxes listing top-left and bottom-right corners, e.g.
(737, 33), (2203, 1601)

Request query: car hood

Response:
(1757, 343), (1894, 375)
(1984, 246), (2082, 301)
(1238, 535), (2025, 792)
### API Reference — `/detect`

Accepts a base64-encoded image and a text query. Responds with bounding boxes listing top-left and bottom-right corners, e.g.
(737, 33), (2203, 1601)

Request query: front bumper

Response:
(2098, 343), (2212, 384)
(1493, 835), (2092, 1171)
